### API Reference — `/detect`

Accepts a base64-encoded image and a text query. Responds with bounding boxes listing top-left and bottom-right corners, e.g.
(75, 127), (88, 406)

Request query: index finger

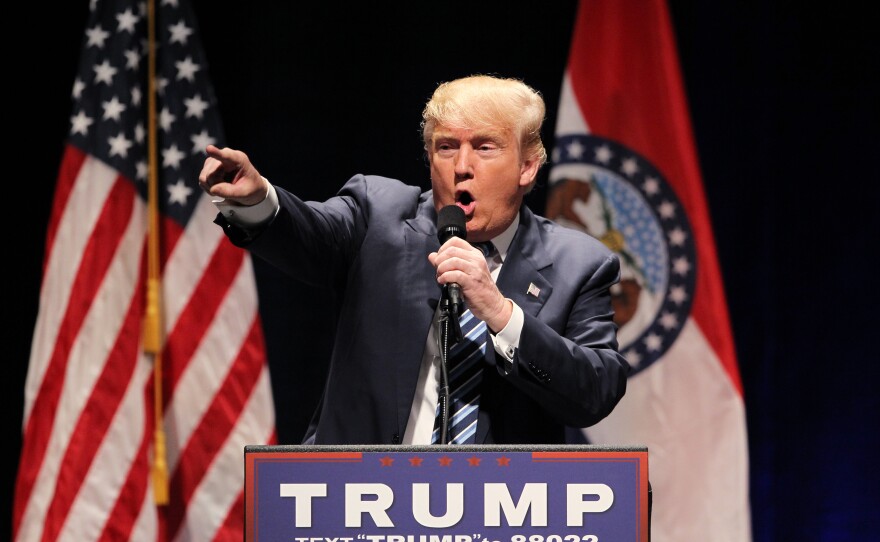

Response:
(205, 144), (241, 168)
(438, 236), (474, 252)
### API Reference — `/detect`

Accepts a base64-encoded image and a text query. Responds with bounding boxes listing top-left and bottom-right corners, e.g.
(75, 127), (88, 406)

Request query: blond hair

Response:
(421, 75), (548, 168)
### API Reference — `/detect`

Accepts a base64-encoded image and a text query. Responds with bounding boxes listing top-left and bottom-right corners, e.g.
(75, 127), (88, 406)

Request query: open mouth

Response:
(455, 190), (475, 215)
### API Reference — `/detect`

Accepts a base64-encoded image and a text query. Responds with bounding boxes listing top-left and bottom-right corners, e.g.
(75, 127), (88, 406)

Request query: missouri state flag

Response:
(549, 1), (751, 540)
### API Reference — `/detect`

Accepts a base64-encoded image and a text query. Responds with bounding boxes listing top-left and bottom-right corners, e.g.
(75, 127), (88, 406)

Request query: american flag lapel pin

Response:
(527, 282), (541, 298)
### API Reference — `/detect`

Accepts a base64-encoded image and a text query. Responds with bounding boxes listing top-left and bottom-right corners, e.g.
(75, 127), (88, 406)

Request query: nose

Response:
(454, 146), (473, 179)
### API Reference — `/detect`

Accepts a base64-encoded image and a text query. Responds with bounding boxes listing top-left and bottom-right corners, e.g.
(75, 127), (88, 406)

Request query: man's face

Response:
(429, 124), (539, 242)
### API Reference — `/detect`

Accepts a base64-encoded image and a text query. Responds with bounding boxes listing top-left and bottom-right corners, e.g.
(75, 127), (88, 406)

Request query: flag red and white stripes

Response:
(550, 1), (751, 540)
(15, 0), (275, 539)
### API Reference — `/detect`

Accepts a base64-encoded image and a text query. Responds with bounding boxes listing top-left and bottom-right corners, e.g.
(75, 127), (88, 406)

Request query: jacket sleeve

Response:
(499, 252), (630, 428)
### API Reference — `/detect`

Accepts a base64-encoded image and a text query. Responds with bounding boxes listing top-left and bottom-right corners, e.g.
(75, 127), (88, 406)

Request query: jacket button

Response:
(392, 434), (401, 444)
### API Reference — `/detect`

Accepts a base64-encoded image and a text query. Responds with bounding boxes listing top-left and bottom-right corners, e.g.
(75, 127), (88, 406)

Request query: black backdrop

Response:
(6, 2), (879, 540)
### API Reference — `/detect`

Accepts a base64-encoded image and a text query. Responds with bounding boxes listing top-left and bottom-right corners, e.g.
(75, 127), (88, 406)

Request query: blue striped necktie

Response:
(432, 241), (496, 444)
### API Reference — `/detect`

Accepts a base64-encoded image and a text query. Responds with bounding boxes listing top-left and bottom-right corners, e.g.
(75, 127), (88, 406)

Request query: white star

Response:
(168, 21), (193, 45)
(175, 56), (200, 82)
(138, 1), (147, 16)
(190, 129), (216, 153)
(158, 107), (176, 131)
(621, 157), (639, 177)
(642, 176), (660, 195)
(72, 78), (86, 99)
(673, 256), (691, 276)
(93, 60), (118, 85)
(108, 132), (133, 158)
(658, 200), (676, 219)
(162, 144), (185, 169)
(644, 333), (663, 352)
(566, 139), (584, 160)
(86, 25), (110, 48)
(102, 96), (127, 121)
(136, 160), (148, 181)
(90, 0), (98, 11)
(161, 0), (179, 6)
(131, 86), (142, 106)
(70, 111), (93, 135)
(184, 94), (209, 119)
(624, 349), (642, 367)
(124, 48), (141, 70)
(659, 312), (679, 330)
(155, 76), (169, 96)
(668, 227), (687, 246)
(594, 144), (613, 164)
(551, 147), (561, 164)
(116, 8), (139, 33)
(135, 123), (145, 143)
(167, 178), (193, 205)
(669, 286), (688, 305)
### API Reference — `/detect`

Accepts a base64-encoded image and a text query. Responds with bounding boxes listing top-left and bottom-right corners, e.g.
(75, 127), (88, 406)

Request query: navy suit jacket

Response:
(218, 175), (629, 444)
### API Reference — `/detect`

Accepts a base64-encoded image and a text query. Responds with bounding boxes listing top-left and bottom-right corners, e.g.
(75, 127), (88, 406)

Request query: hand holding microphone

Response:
(430, 206), (512, 331)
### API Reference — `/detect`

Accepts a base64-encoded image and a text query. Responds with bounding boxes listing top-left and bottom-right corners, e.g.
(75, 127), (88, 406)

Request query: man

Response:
(198, 74), (629, 445)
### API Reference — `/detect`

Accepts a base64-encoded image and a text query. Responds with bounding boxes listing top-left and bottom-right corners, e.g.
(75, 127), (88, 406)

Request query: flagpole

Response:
(143, 0), (169, 506)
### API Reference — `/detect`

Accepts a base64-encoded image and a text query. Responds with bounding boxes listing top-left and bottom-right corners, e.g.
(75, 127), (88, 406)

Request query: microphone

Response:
(437, 205), (467, 315)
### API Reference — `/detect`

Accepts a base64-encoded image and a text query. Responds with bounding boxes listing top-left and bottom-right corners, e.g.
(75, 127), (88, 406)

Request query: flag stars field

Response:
(167, 179), (193, 205)
(175, 56), (199, 81)
(71, 112), (93, 136)
(169, 21), (193, 44)
(162, 144), (185, 169)
(116, 8), (139, 33)
(159, 107), (175, 131)
(93, 60), (117, 85)
(184, 94), (209, 119)
(190, 129), (216, 154)
(86, 25), (110, 48)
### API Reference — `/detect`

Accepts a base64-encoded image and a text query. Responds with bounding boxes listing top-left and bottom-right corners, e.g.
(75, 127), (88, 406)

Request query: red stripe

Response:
(162, 238), (245, 400)
(96, 407), (153, 542)
(160, 213), (185, 272)
(212, 490), (245, 542)
(166, 317), (266, 539)
(14, 176), (139, 537)
(41, 251), (147, 542)
(42, 145), (87, 278)
(569, 0), (741, 392)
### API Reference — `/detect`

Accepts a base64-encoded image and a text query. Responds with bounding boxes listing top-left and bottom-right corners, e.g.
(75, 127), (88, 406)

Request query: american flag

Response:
(14, 0), (276, 540)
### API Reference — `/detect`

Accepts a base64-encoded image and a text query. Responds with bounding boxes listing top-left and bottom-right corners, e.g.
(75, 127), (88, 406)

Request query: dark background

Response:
(6, 2), (879, 540)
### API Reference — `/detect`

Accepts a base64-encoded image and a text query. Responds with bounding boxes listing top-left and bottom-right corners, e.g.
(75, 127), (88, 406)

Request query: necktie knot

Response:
(472, 241), (496, 259)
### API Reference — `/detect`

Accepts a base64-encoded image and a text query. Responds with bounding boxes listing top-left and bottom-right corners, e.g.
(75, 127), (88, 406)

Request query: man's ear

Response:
(519, 155), (540, 188)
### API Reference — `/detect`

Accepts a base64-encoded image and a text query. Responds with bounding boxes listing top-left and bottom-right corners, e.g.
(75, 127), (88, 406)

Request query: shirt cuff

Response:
(213, 179), (279, 227)
(491, 299), (523, 362)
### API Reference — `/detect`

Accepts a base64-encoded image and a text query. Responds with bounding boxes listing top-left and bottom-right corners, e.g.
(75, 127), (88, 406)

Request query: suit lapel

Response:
(395, 201), (441, 434)
(495, 207), (553, 320)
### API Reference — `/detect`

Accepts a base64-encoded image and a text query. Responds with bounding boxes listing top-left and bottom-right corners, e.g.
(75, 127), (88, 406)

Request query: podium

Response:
(245, 445), (649, 541)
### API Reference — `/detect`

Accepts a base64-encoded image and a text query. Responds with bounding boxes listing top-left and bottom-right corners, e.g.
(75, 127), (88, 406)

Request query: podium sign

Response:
(245, 445), (648, 542)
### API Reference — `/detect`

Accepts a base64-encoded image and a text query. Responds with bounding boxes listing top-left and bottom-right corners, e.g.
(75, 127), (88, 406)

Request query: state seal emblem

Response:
(548, 135), (696, 375)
